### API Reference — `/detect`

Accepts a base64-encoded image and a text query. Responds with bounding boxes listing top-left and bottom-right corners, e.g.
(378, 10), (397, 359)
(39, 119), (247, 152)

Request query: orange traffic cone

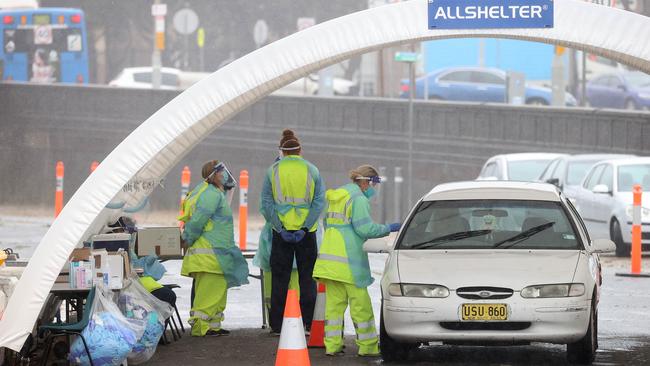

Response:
(275, 289), (311, 366)
(307, 283), (326, 348)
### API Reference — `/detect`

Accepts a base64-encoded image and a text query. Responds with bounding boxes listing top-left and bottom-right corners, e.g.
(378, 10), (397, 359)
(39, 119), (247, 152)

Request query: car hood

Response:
(396, 250), (581, 290)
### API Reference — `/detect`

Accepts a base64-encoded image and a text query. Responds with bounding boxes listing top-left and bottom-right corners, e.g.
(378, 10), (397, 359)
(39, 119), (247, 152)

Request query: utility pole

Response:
(151, 0), (166, 89)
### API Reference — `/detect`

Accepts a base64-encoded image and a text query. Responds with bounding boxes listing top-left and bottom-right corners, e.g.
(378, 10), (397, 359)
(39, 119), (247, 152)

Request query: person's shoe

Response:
(304, 325), (310, 337)
(205, 329), (230, 337)
(269, 329), (281, 337)
(326, 350), (344, 357)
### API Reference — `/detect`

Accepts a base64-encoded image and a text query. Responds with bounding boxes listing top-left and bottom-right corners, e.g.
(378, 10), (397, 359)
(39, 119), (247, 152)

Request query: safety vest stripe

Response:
(325, 196), (355, 224)
(353, 320), (375, 330)
(318, 253), (348, 264)
(357, 331), (378, 341)
(278, 317), (308, 349)
(190, 310), (211, 320)
(326, 212), (347, 220)
(325, 330), (343, 338)
(273, 164), (285, 203)
(325, 318), (343, 327)
(187, 248), (215, 255)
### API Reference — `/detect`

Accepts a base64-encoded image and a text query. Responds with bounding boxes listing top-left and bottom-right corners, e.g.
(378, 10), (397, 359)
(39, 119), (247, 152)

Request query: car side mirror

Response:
(363, 238), (392, 253)
(592, 184), (611, 195)
(546, 178), (560, 187)
(590, 238), (616, 254)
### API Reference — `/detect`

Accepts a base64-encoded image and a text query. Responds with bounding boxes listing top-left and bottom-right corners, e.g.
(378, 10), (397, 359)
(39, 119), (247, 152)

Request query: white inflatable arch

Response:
(2, 0), (650, 351)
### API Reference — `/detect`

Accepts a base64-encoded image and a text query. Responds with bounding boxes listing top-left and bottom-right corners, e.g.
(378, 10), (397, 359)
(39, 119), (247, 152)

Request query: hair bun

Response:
(282, 129), (295, 138)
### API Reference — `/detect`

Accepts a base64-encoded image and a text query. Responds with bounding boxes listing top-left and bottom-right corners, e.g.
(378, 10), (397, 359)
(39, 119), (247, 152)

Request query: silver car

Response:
(477, 153), (567, 182)
(572, 157), (650, 256)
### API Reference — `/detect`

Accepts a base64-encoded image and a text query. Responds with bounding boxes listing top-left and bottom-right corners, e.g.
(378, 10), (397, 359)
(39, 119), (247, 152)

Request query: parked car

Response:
(365, 181), (615, 363)
(538, 154), (635, 198)
(271, 73), (356, 96)
(109, 67), (182, 90)
(400, 67), (577, 106)
(572, 157), (650, 256)
(585, 71), (650, 110)
(477, 153), (567, 182)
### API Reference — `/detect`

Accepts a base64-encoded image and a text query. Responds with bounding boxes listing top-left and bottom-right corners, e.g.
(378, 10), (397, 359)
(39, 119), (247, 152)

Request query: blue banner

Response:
(428, 0), (554, 30)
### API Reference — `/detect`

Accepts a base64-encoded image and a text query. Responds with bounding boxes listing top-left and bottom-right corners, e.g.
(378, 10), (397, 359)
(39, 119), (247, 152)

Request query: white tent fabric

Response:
(1, 0), (650, 351)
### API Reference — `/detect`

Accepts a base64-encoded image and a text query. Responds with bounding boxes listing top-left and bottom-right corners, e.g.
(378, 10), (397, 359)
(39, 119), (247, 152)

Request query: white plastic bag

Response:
(69, 283), (145, 366)
(118, 275), (173, 365)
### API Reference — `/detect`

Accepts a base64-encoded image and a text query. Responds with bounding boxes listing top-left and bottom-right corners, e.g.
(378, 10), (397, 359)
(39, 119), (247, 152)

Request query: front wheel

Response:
(380, 306), (417, 362)
(566, 300), (597, 364)
(610, 219), (630, 257)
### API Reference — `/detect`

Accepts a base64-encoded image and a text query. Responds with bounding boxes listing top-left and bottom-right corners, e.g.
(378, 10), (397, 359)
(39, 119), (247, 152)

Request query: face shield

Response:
(357, 175), (382, 196)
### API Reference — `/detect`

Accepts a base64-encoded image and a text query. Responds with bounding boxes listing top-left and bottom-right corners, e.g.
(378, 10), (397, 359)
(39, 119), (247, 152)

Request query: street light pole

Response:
(407, 60), (415, 208)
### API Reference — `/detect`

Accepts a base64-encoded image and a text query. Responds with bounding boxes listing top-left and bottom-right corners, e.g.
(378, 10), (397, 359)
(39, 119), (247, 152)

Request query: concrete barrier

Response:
(2, 83), (650, 218)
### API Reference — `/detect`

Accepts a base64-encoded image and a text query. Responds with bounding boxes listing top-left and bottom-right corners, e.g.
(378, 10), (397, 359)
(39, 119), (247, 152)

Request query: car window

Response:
(398, 199), (580, 250)
(553, 159), (567, 180)
(507, 160), (554, 181)
(472, 71), (504, 85)
(607, 76), (623, 88)
(439, 71), (472, 83)
(162, 72), (179, 87)
(565, 198), (590, 244)
(617, 164), (650, 192)
(567, 160), (598, 186)
(482, 162), (497, 178)
(539, 158), (559, 181)
(599, 165), (613, 191)
(586, 165), (605, 190)
(592, 77), (608, 86)
(133, 72), (152, 84)
(624, 71), (650, 89)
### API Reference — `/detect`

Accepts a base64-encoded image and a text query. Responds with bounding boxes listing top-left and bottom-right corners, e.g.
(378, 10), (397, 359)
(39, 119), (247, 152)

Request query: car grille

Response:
(440, 322), (531, 331)
(456, 287), (513, 300)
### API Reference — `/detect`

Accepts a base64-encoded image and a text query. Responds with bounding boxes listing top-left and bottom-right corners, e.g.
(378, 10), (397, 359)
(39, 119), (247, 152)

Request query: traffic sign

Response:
(173, 8), (199, 35)
(428, 0), (554, 29)
(34, 25), (52, 45)
(297, 17), (316, 31)
(197, 27), (205, 48)
(253, 19), (268, 47)
(394, 52), (419, 63)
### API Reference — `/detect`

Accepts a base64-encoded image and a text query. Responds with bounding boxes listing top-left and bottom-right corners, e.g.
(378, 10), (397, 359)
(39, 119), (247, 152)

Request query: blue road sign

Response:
(428, 0), (554, 30)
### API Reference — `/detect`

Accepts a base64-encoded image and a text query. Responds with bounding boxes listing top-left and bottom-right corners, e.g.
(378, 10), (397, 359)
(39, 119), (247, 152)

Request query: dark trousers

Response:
(269, 230), (317, 332)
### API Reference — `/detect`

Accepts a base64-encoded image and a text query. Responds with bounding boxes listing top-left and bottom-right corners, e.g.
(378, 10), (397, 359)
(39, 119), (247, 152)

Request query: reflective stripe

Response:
(353, 320), (375, 330)
(209, 322), (222, 329)
(325, 330), (343, 338)
(325, 319), (343, 327)
(326, 197), (355, 224)
(190, 310), (211, 320)
(318, 253), (348, 264)
(326, 212), (347, 220)
(357, 331), (377, 341)
(278, 317), (308, 350)
(187, 247), (215, 255)
(351, 216), (373, 227)
(272, 164), (313, 205)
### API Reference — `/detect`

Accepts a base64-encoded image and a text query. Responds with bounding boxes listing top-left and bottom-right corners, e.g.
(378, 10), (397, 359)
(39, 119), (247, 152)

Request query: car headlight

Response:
(625, 205), (650, 220)
(638, 93), (650, 100)
(520, 283), (585, 298)
(388, 283), (449, 298)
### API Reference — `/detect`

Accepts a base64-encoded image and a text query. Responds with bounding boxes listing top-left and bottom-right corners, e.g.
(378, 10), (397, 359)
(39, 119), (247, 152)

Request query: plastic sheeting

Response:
(1, 0), (650, 351)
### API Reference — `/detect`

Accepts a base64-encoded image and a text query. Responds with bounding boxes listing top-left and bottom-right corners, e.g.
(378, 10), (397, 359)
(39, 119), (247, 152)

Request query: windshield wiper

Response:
(492, 222), (555, 249)
(409, 230), (492, 249)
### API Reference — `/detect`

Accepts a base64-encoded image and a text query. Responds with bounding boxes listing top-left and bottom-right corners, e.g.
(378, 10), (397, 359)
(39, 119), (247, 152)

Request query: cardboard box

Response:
(136, 227), (182, 257)
(91, 233), (131, 252)
(91, 249), (109, 287)
(69, 248), (91, 262)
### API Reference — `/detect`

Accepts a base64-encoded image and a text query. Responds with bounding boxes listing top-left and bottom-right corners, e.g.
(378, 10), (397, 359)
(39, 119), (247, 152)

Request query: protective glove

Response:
(389, 223), (401, 232)
(280, 229), (296, 243)
(293, 229), (307, 243)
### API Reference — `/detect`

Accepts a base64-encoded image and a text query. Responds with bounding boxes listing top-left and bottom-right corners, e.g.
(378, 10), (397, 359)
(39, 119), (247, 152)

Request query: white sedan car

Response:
(366, 181), (615, 364)
(477, 153), (567, 182)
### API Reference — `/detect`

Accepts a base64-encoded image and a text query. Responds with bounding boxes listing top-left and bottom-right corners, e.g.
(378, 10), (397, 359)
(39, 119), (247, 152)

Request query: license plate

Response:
(461, 304), (508, 321)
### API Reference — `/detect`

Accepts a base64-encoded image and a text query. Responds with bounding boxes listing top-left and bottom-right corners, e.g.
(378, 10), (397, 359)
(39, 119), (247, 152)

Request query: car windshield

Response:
(617, 164), (650, 192)
(624, 72), (650, 88)
(508, 160), (553, 181)
(567, 160), (598, 185)
(398, 199), (580, 250)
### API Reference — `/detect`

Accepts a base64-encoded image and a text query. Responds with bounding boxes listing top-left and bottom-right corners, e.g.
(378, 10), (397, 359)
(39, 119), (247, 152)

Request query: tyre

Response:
(379, 306), (417, 362)
(566, 298), (597, 364)
(610, 219), (630, 257)
(526, 98), (549, 106)
(625, 99), (638, 110)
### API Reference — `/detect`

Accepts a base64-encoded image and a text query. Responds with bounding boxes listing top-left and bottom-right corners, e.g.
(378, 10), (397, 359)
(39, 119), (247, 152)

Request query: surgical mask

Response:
(363, 186), (376, 199)
(207, 162), (236, 191)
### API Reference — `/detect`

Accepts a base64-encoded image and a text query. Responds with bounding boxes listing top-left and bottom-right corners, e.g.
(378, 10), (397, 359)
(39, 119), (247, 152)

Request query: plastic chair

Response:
(162, 284), (185, 333)
(39, 287), (96, 366)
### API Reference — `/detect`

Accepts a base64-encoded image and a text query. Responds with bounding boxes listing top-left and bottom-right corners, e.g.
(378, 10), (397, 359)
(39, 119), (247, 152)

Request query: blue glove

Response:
(280, 230), (295, 243)
(293, 229), (307, 243)
(389, 223), (401, 232)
